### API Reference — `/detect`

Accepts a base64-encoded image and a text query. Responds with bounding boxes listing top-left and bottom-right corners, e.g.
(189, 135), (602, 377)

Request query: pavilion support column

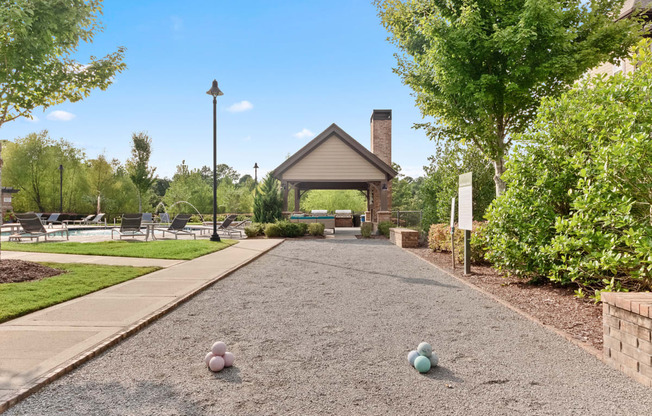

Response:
(294, 187), (301, 212)
(380, 181), (388, 211)
(282, 181), (289, 212)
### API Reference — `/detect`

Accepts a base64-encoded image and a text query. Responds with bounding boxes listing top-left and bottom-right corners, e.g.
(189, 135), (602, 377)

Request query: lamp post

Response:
(207, 79), (224, 242)
(253, 162), (259, 185)
(58, 164), (63, 212)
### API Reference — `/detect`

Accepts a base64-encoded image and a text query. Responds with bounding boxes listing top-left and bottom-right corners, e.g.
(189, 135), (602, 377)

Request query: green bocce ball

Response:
(414, 355), (431, 373)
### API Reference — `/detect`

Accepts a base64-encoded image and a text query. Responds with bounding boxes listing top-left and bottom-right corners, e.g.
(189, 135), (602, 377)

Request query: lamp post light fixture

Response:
(253, 162), (259, 185)
(58, 164), (64, 212)
(207, 79), (224, 242)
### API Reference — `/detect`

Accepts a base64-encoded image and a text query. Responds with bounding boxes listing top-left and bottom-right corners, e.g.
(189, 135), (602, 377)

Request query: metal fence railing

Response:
(390, 210), (422, 229)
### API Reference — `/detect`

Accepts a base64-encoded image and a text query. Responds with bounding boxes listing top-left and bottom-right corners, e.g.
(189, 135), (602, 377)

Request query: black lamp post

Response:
(207, 79), (224, 242)
(58, 164), (63, 212)
(253, 162), (259, 185)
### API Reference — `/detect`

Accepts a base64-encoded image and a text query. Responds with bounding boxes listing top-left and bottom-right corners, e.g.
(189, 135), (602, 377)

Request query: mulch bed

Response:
(0, 260), (65, 284)
(405, 247), (603, 351)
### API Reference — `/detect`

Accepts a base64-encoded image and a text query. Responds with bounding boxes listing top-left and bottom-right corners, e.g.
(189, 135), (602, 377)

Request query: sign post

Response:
(458, 172), (473, 275)
(450, 197), (456, 269)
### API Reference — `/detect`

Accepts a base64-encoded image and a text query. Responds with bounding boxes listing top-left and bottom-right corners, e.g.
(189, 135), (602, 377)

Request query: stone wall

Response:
(602, 292), (652, 387)
(389, 228), (419, 248)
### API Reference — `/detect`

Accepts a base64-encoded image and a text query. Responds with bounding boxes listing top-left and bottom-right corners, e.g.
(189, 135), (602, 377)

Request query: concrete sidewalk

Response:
(0, 238), (283, 412)
(2, 251), (183, 268)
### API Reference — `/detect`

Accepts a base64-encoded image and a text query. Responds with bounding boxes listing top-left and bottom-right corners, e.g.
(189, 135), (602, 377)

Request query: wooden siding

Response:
(282, 135), (387, 181)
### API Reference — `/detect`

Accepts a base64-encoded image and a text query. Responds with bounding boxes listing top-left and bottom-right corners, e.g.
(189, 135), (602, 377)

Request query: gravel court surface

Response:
(5, 239), (652, 416)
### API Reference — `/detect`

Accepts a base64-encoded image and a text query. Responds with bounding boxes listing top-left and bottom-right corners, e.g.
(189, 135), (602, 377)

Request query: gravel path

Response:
(6, 239), (652, 415)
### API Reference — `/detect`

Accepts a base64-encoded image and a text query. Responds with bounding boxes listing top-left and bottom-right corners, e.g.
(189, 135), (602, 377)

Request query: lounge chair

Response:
(158, 213), (170, 223)
(154, 214), (195, 239)
(64, 214), (94, 225)
(111, 214), (147, 240)
(87, 213), (106, 226)
(142, 212), (153, 223)
(217, 214), (243, 237)
(9, 212), (69, 242)
(43, 213), (63, 228)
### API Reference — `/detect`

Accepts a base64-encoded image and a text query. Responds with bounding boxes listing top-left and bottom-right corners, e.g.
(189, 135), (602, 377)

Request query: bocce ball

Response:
(417, 342), (432, 358)
(205, 352), (215, 366)
(209, 355), (225, 372)
(429, 353), (439, 367)
(223, 351), (235, 367)
(211, 341), (227, 357)
(407, 350), (420, 366)
(414, 355), (431, 373)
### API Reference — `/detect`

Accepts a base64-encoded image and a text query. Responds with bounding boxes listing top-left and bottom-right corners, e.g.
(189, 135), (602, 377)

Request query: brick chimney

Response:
(370, 109), (391, 165)
(370, 109), (392, 223)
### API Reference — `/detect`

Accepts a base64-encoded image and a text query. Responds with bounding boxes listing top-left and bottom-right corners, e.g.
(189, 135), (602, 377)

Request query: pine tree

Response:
(253, 173), (282, 223)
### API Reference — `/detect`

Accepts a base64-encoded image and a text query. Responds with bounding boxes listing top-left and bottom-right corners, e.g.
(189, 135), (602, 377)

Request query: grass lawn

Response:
(0, 262), (159, 323)
(2, 239), (238, 260)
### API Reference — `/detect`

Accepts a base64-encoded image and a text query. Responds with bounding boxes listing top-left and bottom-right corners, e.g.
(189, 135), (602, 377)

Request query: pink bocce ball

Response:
(204, 352), (215, 367)
(211, 341), (227, 356)
(209, 356), (225, 372)
(223, 352), (235, 367)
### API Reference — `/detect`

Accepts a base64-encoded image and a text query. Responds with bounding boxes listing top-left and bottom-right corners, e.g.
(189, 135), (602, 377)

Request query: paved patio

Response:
(4, 238), (652, 415)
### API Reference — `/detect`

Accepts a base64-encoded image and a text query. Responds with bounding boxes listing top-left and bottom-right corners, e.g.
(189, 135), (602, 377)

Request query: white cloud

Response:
(293, 128), (314, 140)
(46, 110), (76, 121)
(399, 165), (426, 179)
(226, 100), (253, 112)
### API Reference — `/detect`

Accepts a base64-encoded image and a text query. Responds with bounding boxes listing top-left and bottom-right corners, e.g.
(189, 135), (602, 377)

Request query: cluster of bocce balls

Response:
(407, 342), (439, 373)
(204, 341), (235, 372)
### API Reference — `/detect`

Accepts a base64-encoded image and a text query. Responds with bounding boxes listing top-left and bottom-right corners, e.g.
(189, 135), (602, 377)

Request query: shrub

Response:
(244, 226), (259, 238)
(264, 223), (281, 238)
(296, 222), (308, 236)
(361, 222), (373, 238)
(308, 222), (325, 236)
(377, 221), (394, 238)
(483, 40), (652, 294)
(428, 222), (486, 263)
(276, 221), (303, 238)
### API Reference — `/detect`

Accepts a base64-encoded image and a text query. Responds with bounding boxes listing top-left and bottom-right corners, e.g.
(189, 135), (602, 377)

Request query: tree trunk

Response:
(138, 192), (142, 213)
(493, 158), (506, 197)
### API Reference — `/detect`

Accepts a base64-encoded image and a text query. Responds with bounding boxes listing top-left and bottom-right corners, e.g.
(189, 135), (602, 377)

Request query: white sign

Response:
(458, 172), (473, 231)
(450, 197), (455, 229)
(3, 197), (10, 203)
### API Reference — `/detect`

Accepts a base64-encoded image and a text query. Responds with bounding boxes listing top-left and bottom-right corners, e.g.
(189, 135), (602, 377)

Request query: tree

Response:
(0, 0), (125, 257)
(253, 173), (282, 223)
(0, 0), (126, 129)
(419, 141), (494, 232)
(3, 131), (89, 212)
(301, 190), (367, 213)
(126, 132), (156, 212)
(377, 0), (641, 195)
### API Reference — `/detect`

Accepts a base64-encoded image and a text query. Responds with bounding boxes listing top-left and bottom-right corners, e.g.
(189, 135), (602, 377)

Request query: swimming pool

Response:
(1, 227), (206, 238)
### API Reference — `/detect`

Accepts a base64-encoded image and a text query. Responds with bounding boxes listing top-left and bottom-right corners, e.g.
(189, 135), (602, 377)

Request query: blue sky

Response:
(1, 0), (435, 180)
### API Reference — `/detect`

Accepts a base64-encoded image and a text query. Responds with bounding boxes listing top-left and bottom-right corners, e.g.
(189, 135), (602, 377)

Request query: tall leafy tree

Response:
(0, 0), (125, 258)
(253, 173), (282, 223)
(126, 132), (156, 212)
(377, 0), (641, 195)
(3, 131), (89, 212)
(0, 0), (126, 128)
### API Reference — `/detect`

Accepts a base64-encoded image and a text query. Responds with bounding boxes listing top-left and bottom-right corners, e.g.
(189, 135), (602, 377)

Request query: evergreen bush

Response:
(308, 223), (325, 236)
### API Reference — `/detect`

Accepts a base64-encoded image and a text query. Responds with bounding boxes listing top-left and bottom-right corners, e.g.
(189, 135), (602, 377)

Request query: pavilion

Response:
(272, 110), (397, 227)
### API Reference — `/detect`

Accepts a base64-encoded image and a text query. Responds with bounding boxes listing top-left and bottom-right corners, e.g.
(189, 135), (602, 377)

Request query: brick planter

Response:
(389, 228), (419, 248)
(602, 292), (652, 387)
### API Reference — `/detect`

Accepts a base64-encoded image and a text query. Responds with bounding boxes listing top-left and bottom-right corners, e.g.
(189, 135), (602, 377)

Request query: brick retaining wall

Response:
(602, 292), (652, 387)
(389, 228), (419, 248)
